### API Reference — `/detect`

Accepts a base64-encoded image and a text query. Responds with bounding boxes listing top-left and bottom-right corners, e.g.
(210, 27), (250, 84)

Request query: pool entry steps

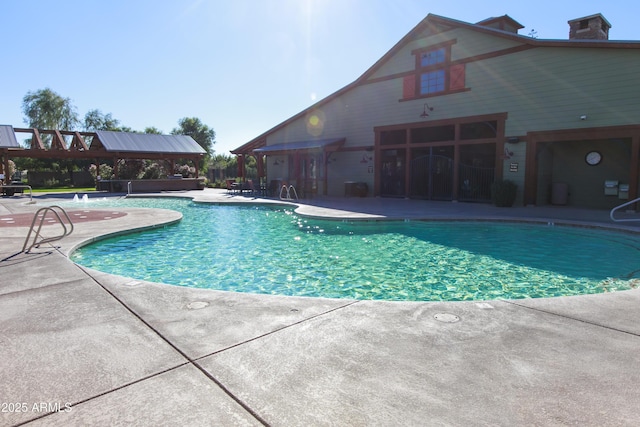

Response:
(610, 196), (640, 223)
(22, 206), (74, 253)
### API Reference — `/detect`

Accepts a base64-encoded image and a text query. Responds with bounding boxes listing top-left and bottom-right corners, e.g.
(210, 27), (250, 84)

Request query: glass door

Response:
(380, 149), (406, 197)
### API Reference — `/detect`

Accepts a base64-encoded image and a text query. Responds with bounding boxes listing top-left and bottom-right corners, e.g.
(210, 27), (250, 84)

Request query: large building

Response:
(232, 13), (640, 209)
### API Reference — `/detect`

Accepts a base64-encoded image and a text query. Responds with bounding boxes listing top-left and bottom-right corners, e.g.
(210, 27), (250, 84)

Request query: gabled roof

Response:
(93, 131), (205, 154)
(0, 125), (20, 148)
(233, 13), (640, 154)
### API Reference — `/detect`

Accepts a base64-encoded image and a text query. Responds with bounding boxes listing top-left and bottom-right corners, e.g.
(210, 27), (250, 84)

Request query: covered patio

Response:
(0, 126), (206, 192)
(232, 137), (345, 197)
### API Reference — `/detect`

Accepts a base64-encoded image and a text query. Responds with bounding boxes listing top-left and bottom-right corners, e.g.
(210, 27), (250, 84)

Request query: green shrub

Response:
(491, 179), (517, 207)
(44, 178), (60, 188)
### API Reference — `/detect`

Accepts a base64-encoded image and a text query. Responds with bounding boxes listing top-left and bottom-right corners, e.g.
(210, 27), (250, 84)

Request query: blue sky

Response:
(1, 0), (637, 155)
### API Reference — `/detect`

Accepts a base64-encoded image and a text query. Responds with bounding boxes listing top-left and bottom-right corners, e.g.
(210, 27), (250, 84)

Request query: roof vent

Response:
(568, 14), (611, 40)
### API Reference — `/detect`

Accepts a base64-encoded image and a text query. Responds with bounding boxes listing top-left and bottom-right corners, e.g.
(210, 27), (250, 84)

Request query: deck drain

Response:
(187, 301), (209, 310)
(124, 280), (141, 287)
(475, 302), (494, 309)
(434, 313), (460, 323)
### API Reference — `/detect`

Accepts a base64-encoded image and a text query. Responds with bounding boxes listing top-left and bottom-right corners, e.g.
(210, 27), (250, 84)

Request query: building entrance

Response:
(410, 146), (454, 200)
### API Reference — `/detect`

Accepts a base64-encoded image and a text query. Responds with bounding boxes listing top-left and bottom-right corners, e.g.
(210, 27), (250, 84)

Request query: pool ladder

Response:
(610, 197), (640, 223)
(279, 184), (298, 201)
(22, 206), (74, 253)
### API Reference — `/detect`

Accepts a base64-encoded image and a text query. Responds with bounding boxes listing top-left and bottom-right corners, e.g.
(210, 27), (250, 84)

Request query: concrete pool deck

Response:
(1, 188), (639, 426)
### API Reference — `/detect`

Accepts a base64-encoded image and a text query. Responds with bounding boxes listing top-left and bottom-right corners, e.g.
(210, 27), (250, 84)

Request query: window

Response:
(411, 125), (455, 143)
(420, 70), (446, 95)
(403, 41), (465, 100)
(418, 47), (447, 96)
(380, 130), (406, 146)
(420, 48), (445, 66)
(460, 121), (497, 140)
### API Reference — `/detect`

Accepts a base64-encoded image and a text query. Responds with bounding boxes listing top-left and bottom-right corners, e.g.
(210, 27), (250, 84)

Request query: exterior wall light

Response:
(420, 103), (434, 118)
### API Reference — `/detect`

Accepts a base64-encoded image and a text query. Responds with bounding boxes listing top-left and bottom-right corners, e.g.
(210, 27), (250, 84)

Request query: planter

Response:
(491, 179), (517, 207)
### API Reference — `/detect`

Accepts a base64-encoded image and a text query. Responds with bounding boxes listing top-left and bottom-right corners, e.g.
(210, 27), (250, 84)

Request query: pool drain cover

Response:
(187, 301), (209, 310)
(434, 313), (460, 323)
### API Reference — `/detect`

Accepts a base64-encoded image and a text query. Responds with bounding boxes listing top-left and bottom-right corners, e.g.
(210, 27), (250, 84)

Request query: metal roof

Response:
(0, 125), (20, 148)
(253, 138), (345, 153)
(94, 131), (206, 154)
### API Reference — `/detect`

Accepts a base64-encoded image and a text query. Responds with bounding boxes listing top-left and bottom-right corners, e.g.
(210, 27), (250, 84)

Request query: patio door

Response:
(410, 146), (454, 200)
(297, 153), (323, 198)
(380, 149), (406, 197)
(457, 143), (495, 202)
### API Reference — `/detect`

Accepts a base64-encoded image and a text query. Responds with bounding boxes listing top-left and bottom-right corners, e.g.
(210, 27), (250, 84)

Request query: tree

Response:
(84, 109), (122, 131)
(144, 126), (163, 134)
(19, 88), (79, 172)
(171, 117), (215, 156)
(22, 88), (79, 130)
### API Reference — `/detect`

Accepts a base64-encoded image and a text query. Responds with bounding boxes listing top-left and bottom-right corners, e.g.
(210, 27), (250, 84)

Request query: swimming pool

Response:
(70, 198), (640, 301)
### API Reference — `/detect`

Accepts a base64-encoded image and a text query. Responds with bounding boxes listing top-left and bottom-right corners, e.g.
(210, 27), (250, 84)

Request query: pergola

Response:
(0, 126), (205, 181)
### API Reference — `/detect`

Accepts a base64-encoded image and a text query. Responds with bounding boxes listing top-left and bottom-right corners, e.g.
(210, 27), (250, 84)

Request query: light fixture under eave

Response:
(360, 154), (373, 164)
(420, 103), (434, 118)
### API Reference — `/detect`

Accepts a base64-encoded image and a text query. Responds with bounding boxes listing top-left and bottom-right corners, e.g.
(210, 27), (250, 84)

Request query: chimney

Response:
(568, 14), (611, 40)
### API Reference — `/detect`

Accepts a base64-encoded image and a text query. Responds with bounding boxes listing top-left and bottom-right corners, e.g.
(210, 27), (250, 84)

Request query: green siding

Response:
(262, 21), (640, 200)
(463, 47), (640, 134)
(368, 28), (523, 80)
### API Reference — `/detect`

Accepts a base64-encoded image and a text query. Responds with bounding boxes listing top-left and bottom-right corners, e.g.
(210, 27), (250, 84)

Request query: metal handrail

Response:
(279, 184), (298, 201)
(610, 197), (640, 222)
(22, 206), (74, 253)
(1, 184), (33, 202)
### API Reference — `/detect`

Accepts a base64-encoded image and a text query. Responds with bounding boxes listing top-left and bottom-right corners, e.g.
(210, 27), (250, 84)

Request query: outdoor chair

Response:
(246, 179), (258, 196)
(225, 179), (236, 194)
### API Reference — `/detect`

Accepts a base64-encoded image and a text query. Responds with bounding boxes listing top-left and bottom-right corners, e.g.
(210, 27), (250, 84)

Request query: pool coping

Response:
(2, 188), (640, 426)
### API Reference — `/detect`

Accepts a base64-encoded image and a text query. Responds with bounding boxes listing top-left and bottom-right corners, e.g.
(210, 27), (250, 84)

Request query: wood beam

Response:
(51, 130), (67, 150)
(32, 129), (45, 150)
(70, 132), (89, 151)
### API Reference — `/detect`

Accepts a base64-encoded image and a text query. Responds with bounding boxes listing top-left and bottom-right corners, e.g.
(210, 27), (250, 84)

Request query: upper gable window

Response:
(420, 48), (446, 67)
(420, 70), (446, 95)
(417, 47), (448, 96)
(402, 40), (466, 101)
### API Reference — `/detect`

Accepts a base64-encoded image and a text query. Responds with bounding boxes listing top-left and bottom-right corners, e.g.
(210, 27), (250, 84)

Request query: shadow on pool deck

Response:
(1, 188), (639, 426)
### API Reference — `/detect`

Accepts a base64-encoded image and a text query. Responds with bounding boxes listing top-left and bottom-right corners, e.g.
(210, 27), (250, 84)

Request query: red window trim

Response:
(404, 39), (463, 99)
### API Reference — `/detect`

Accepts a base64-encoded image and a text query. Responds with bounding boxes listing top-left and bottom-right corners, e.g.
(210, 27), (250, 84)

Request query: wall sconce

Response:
(580, 114), (588, 121)
(506, 137), (520, 144)
(273, 158), (281, 166)
(360, 154), (373, 164)
(419, 103), (434, 118)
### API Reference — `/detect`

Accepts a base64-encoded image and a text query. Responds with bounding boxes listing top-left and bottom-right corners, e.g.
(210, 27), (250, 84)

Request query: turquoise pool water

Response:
(70, 198), (640, 301)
